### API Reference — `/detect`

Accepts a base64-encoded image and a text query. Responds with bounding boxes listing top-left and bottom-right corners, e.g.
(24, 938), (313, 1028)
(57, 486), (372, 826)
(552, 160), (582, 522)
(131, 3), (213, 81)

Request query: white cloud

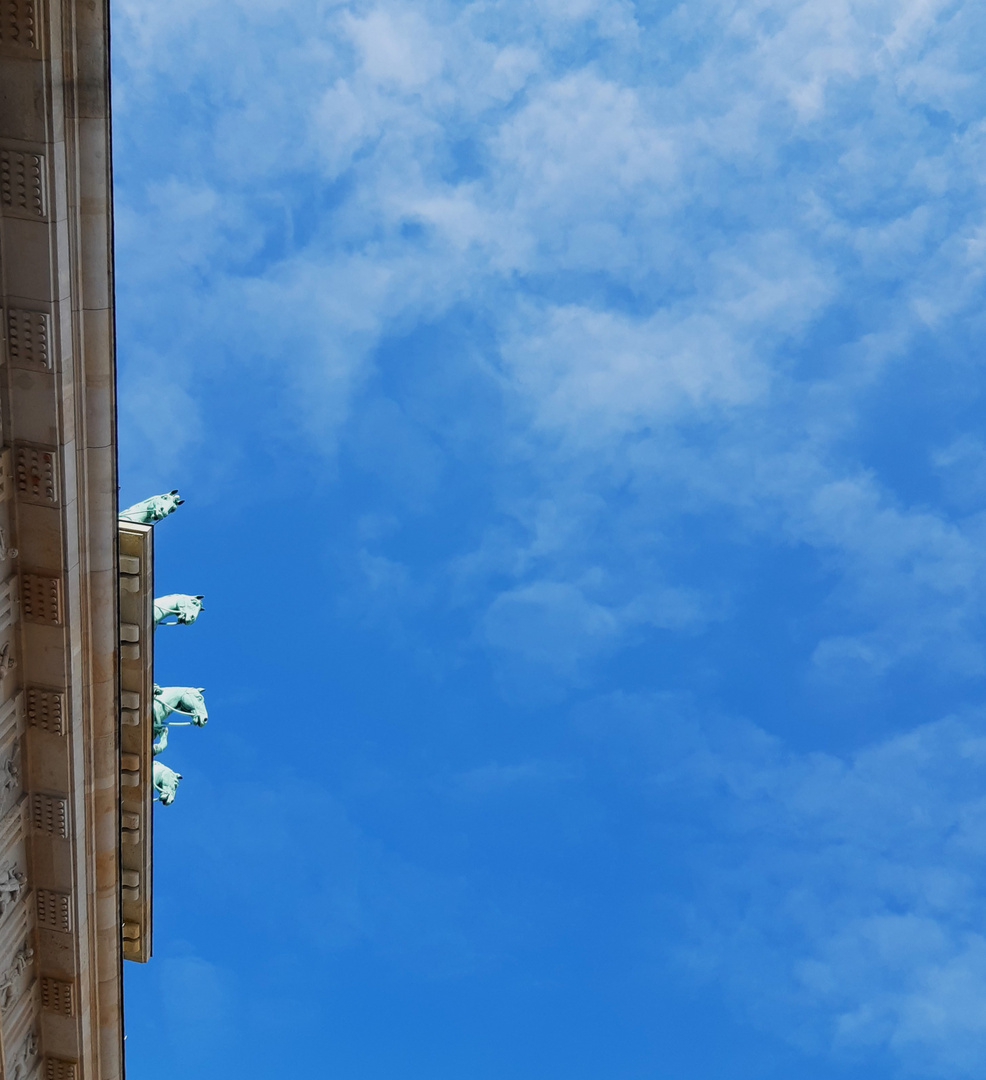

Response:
(662, 706), (986, 1076)
(483, 581), (620, 680)
(581, 692), (986, 1076)
(111, 0), (986, 692)
(113, 3), (986, 1067)
(343, 8), (446, 88)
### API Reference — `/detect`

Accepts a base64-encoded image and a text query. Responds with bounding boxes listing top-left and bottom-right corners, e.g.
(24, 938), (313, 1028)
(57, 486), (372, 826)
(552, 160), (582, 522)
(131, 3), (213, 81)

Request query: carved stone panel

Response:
(14, 446), (58, 506)
(35, 890), (70, 934)
(30, 794), (67, 838)
(5, 309), (51, 370)
(25, 689), (62, 736)
(0, 150), (46, 218)
(0, 1), (40, 51)
(20, 575), (61, 625)
(45, 1058), (78, 1080)
(0, 941), (34, 1012)
(39, 976), (73, 1017)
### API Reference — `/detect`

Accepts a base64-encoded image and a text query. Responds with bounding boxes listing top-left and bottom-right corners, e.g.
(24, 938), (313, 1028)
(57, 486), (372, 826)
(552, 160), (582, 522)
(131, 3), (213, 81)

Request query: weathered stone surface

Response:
(0, 0), (123, 1076)
(118, 524), (153, 964)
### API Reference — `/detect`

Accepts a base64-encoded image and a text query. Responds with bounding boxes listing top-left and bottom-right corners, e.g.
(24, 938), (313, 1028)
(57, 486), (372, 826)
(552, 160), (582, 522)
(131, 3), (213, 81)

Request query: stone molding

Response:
(118, 524), (153, 963)
(0, 0), (122, 1076)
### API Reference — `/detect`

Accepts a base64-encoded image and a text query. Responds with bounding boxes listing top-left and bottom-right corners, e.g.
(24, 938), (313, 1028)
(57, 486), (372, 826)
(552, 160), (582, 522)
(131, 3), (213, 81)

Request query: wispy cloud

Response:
(113, 0), (986, 1073)
(646, 699), (986, 1076)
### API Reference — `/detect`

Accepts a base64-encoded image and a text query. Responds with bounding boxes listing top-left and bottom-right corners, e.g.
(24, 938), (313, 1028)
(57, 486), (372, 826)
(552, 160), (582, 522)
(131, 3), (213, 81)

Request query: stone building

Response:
(0, 1), (146, 1077)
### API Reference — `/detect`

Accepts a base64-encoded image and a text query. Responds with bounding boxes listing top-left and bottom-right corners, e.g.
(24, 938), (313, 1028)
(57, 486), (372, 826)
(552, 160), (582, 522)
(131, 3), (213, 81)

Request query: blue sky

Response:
(111, 1), (986, 1076)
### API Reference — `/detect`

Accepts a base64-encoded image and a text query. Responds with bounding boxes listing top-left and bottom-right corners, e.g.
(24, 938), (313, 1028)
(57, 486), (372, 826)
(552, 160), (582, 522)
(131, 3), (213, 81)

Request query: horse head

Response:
(154, 593), (205, 626)
(183, 687), (208, 727)
(176, 595), (205, 624)
(152, 761), (182, 805)
(153, 684), (208, 727)
(119, 489), (185, 524)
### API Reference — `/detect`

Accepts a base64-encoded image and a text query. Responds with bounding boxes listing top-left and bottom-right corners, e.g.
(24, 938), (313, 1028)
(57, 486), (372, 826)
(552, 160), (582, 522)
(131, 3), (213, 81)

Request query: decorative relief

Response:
(0, 574), (17, 633)
(35, 889), (70, 932)
(30, 793), (67, 837)
(0, 692), (22, 744)
(26, 688), (64, 735)
(11, 1028), (38, 1080)
(15, 446), (57, 505)
(0, 150), (45, 217)
(0, 944), (33, 1009)
(0, 640), (15, 682)
(0, 1), (39, 50)
(39, 976), (73, 1016)
(0, 742), (20, 813)
(46, 1059), (78, 1080)
(1, 748), (18, 789)
(21, 574), (61, 625)
(0, 527), (18, 561)
(5, 309), (50, 369)
(0, 863), (25, 918)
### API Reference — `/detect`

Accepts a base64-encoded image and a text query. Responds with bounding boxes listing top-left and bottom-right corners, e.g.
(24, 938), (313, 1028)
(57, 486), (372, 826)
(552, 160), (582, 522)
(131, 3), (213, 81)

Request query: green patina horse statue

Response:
(152, 761), (182, 805)
(119, 489), (184, 524)
(153, 594), (204, 626)
(152, 684), (208, 755)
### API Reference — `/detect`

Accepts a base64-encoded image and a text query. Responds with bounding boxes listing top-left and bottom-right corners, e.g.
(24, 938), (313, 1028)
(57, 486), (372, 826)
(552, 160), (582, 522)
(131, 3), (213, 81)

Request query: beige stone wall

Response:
(118, 523), (153, 966)
(0, 1), (123, 1077)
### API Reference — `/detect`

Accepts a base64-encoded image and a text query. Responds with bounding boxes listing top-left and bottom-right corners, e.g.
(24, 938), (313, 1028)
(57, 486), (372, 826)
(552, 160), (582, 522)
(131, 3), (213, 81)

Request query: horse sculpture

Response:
(152, 684), (208, 755)
(152, 761), (182, 805)
(119, 489), (184, 524)
(153, 594), (205, 626)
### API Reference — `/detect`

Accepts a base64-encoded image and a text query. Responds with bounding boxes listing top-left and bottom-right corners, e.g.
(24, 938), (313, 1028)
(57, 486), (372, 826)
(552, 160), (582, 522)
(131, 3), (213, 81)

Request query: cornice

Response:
(0, 1), (121, 1077)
